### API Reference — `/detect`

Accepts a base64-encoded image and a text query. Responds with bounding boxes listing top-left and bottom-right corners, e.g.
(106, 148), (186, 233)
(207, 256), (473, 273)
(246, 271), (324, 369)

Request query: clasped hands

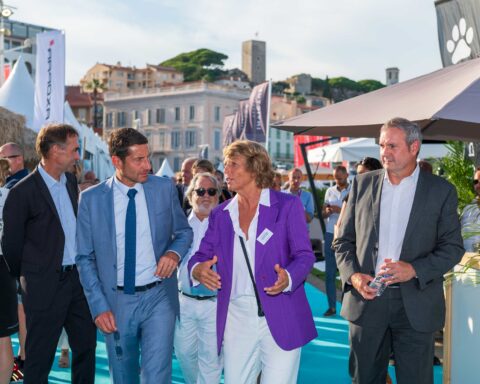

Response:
(351, 258), (416, 301)
(192, 256), (289, 295)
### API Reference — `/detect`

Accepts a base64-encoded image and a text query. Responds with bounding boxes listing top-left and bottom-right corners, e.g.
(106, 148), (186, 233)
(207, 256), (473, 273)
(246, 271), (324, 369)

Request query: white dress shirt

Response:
(38, 164), (77, 266)
(324, 184), (350, 233)
(113, 176), (158, 286)
(376, 166), (420, 274)
(178, 212), (216, 296)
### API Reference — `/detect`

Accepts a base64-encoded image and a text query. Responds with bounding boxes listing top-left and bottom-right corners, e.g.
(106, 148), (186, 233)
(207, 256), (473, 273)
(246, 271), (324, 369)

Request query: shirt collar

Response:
(224, 188), (270, 211)
(384, 164), (420, 186)
(113, 175), (142, 196)
(38, 163), (67, 188)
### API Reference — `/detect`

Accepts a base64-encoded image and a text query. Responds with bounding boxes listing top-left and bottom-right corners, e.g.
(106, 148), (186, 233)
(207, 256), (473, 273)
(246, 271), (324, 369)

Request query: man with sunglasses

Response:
(461, 167), (480, 252)
(175, 172), (222, 384)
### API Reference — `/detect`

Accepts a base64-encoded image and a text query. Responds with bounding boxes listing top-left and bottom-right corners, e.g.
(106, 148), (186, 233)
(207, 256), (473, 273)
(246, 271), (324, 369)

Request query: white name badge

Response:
(257, 228), (273, 245)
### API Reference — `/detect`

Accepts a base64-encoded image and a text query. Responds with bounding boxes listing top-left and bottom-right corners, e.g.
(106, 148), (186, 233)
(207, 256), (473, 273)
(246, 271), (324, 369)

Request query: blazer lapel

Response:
(102, 177), (117, 258)
(255, 190), (279, 274)
(401, 170), (428, 256)
(143, 179), (158, 254)
(33, 168), (61, 224)
(370, 171), (384, 267)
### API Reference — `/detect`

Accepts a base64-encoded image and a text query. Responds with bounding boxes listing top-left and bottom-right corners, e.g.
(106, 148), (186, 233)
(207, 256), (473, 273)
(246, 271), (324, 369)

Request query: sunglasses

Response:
(1, 155), (20, 159)
(195, 188), (217, 197)
(474, 180), (479, 185)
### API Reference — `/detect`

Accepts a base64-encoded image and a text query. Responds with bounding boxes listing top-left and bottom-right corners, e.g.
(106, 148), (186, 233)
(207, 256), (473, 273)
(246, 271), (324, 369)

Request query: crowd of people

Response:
(0, 116), (467, 384)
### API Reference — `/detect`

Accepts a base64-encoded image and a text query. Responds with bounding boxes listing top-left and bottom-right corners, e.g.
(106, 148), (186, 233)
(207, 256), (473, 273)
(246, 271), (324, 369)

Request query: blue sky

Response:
(14, 0), (442, 85)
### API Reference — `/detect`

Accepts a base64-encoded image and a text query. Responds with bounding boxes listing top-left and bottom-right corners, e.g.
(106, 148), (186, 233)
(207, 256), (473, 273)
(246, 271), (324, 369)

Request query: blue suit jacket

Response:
(75, 175), (193, 320)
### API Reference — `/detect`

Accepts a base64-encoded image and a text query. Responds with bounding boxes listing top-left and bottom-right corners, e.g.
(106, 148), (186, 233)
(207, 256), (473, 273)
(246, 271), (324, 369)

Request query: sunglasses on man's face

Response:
(474, 180), (480, 185)
(195, 188), (217, 197)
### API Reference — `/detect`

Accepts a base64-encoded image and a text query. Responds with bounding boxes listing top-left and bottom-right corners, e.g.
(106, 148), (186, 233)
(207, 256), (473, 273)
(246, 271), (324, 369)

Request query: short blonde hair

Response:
(223, 140), (274, 189)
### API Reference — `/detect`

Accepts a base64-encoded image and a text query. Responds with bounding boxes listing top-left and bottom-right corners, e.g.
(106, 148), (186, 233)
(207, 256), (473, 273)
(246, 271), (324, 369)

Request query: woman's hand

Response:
(192, 255), (221, 290)
(264, 264), (289, 295)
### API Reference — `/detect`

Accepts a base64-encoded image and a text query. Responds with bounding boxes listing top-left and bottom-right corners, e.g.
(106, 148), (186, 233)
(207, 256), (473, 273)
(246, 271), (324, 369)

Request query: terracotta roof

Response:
(65, 86), (92, 108)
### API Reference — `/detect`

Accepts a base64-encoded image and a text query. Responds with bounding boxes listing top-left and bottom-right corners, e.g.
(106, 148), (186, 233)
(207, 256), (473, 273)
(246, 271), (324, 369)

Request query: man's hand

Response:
(155, 251), (180, 279)
(192, 256), (221, 290)
(264, 264), (289, 295)
(379, 260), (416, 285)
(351, 272), (377, 300)
(95, 311), (117, 333)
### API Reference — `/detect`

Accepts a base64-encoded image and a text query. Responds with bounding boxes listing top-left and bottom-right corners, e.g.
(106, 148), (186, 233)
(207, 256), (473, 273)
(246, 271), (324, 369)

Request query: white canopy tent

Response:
(0, 57), (114, 181)
(307, 138), (450, 163)
(156, 158), (174, 178)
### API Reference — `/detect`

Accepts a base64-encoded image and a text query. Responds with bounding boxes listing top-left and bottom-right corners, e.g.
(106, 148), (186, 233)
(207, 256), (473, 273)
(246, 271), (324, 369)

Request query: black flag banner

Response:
(245, 81), (269, 143)
(435, 0), (480, 67)
(222, 114), (236, 147)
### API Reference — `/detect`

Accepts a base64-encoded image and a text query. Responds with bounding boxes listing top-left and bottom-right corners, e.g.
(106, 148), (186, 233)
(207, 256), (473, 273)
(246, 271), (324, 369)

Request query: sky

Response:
(13, 0), (442, 85)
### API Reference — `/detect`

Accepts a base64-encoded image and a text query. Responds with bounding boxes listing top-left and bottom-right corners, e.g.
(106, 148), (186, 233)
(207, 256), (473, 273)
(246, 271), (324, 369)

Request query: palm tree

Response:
(83, 79), (107, 131)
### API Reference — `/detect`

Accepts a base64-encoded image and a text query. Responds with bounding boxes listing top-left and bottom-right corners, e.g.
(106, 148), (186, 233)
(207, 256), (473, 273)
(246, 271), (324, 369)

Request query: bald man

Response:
(0, 143), (29, 189)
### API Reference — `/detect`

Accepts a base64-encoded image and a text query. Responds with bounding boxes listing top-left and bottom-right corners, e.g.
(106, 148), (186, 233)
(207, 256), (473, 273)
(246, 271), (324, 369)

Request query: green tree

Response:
(160, 48), (228, 82)
(328, 77), (362, 91)
(358, 79), (385, 92)
(435, 141), (475, 212)
(83, 79), (107, 129)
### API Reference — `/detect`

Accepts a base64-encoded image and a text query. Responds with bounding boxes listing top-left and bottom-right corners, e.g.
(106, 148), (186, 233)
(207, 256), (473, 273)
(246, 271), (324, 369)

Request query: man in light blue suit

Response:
(76, 128), (193, 383)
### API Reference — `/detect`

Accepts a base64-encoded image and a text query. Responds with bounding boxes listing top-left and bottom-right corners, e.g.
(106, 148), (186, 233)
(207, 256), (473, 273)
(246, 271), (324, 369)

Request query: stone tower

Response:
(386, 67), (399, 86)
(242, 40), (266, 85)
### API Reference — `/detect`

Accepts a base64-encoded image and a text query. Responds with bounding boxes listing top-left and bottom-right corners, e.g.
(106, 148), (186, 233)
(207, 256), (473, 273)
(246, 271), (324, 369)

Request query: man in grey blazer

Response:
(334, 117), (464, 384)
(76, 128), (193, 383)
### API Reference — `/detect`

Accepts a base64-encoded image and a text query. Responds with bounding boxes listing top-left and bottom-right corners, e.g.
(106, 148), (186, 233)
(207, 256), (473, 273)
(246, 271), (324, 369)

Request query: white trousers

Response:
(223, 296), (301, 384)
(174, 294), (222, 384)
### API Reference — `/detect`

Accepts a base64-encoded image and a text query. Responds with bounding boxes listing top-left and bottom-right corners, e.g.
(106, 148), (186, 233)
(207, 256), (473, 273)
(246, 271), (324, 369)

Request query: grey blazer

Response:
(334, 169), (464, 332)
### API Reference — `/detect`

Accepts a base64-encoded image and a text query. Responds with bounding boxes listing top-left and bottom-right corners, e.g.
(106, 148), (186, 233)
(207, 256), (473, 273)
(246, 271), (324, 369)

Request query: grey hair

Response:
(380, 117), (423, 146)
(185, 172), (222, 205)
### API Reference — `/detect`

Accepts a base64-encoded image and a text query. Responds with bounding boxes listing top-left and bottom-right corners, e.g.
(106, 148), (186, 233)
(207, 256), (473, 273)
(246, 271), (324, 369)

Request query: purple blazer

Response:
(188, 189), (318, 353)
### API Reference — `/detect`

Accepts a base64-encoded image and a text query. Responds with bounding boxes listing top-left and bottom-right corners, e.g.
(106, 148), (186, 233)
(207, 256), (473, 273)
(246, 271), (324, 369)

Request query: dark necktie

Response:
(124, 188), (137, 295)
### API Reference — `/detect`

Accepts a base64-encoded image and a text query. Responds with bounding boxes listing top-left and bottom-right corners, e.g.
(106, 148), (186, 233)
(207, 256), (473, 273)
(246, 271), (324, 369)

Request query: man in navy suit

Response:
(76, 128), (192, 383)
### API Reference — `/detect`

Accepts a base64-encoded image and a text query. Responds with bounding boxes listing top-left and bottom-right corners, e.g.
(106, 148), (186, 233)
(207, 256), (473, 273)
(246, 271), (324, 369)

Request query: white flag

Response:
(33, 30), (65, 132)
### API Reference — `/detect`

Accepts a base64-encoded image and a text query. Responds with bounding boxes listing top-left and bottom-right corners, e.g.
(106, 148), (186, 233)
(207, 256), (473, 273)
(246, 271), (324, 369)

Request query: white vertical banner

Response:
(33, 30), (65, 132)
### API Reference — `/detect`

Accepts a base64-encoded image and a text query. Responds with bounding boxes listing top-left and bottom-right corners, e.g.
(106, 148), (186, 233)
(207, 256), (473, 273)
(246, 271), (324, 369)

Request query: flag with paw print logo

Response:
(435, 0), (480, 67)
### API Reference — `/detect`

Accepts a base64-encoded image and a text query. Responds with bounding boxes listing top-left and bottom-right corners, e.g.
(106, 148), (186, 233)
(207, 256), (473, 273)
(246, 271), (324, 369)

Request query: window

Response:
(116, 112), (126, 127)
(147, 109), (152, 125)
(276, 142), (281, 158)
(159, 132), (166, 149)
(133, 110), (139, 119)
(214, 106), (221, 122)
(214, 130), (221, 150)
(171, 131), (181, 149)
(156, 108), (165, 123)
(185, 130), (196, 148)
(12, 23), (27, 38)
(175, 107), (181, 121)
(276, 129), (281, 139)
(286, 143), (291, 158)
(106, 112), (113, 128)
(189, 105), (195, 121)
(173, 157), (181, 172)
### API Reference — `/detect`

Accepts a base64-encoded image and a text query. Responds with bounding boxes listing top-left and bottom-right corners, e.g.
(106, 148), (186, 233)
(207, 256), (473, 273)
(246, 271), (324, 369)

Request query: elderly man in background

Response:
(175, 172), (223, 384)
(322, 165), (350, 317)
(0, 143), (29, 189)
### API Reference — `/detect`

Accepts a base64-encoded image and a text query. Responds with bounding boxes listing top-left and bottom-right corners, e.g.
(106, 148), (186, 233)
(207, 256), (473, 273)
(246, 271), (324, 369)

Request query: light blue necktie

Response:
(124, 188), (137, 295)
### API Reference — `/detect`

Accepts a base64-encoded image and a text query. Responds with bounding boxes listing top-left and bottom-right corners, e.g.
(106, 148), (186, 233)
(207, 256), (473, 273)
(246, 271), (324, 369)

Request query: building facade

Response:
(103, 81), (250, 172)
(80, 63), (184, 93)
(242, 40), (266, 85)
(3, 19), (58, 78)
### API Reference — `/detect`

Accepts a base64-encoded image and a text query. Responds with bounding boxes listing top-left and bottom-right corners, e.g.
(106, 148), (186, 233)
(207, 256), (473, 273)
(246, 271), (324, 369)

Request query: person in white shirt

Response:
(174, 172), (223, 384)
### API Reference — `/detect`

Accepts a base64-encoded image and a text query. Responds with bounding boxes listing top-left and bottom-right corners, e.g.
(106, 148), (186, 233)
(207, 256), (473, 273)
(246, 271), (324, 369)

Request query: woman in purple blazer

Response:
(189, 140), (317, 384)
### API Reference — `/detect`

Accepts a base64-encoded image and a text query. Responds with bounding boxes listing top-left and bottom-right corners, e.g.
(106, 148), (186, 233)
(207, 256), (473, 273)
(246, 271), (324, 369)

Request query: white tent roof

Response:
(307, 138), (449, 163)
(156, 158), (174, 178)
(0, 56), (34, 127)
